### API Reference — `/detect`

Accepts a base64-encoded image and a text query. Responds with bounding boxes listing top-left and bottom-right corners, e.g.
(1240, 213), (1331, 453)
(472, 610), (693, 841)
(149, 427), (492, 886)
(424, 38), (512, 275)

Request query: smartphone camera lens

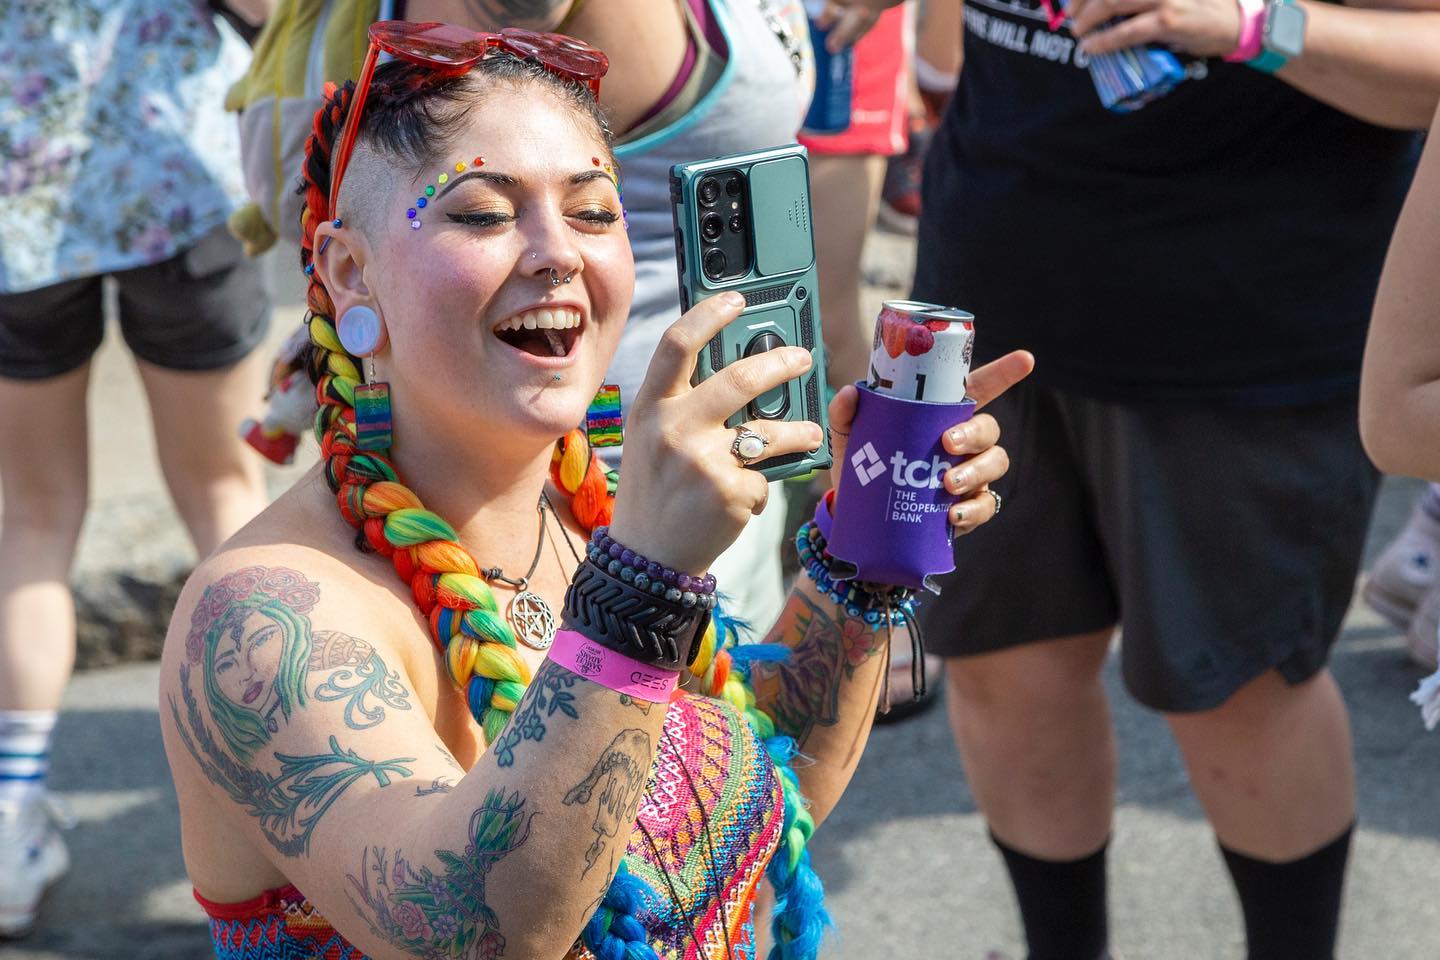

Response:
(728, 214), (743, 233)
(698, 178), (720, 207)
(703, 248), (728, 280)
(724, 176), (742, 198)
(701, 213), (724, 242)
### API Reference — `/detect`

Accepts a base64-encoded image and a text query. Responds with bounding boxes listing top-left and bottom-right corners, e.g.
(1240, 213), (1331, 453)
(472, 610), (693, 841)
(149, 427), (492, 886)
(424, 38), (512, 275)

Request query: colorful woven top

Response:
(195, 692), (783, 960)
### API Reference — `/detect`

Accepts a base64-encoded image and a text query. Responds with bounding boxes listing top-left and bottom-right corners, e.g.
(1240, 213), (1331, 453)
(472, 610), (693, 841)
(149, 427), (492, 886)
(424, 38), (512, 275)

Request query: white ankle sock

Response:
(0, 711), (56, 806)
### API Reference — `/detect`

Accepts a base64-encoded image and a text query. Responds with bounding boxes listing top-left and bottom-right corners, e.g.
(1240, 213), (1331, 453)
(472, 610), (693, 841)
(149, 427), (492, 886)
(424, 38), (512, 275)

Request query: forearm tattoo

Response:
(752, 593), (886, 745)
(492, 660), (583, 768)
(348, 789), (536, 958)
(172, 567), (414, 854)
(563, 729), (652, 880)
(416, 777), (457, 797)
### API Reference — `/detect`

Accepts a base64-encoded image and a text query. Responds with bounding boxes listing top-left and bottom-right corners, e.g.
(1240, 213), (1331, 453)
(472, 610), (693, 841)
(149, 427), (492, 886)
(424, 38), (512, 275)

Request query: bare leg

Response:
(945, 628), (1117, 857)
(809, 153), (887, 391)
(1168, 668), (1355, 860)
(135, 353), (268, 559)
(0, 365), (90, 711)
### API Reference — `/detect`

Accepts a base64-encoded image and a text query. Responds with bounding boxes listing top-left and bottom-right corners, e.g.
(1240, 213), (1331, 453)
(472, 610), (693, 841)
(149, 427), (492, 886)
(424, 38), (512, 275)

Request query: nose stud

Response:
(548, 268), (575, 286)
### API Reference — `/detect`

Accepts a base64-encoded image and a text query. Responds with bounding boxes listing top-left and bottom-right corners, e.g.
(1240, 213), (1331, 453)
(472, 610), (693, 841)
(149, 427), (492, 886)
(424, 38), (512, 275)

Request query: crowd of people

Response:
(1, 0), (1437, 957)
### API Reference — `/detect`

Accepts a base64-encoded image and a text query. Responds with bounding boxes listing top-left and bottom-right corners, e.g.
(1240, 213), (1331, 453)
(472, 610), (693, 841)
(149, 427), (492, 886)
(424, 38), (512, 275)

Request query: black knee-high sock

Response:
(991, 831), (1109, 960)
(1219, 824), (1353, 960)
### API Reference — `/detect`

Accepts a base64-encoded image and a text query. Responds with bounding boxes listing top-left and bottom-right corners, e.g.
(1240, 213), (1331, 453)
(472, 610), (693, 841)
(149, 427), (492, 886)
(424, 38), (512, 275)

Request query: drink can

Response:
(801, 0), (854, 133)
(867, 299), (975, 403)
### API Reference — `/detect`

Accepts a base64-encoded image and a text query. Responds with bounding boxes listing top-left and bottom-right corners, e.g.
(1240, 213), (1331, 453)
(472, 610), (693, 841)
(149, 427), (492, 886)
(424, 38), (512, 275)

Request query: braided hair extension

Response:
(295, 60), (827, 959)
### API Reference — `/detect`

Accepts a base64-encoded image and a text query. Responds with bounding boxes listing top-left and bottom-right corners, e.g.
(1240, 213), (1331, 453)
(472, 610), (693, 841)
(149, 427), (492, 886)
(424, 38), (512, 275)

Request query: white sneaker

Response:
(1406, 582), (1440, 671)
(0, 794), (72, 938)
(1363, 503), (1440, 628)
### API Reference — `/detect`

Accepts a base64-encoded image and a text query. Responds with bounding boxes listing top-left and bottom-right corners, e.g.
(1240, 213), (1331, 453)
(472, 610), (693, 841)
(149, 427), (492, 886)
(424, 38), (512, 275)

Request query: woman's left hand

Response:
(827, 350), (1034, 535)
(1067, 0), (1244, 57)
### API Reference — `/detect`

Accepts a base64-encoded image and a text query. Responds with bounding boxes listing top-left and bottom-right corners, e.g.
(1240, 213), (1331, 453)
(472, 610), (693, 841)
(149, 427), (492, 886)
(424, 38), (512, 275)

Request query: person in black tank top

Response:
(831, 0), (1437, 956)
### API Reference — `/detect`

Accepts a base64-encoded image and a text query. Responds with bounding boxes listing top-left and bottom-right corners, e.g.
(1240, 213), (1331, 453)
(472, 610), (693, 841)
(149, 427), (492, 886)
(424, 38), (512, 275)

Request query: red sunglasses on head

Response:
(328, 20), (610, 220)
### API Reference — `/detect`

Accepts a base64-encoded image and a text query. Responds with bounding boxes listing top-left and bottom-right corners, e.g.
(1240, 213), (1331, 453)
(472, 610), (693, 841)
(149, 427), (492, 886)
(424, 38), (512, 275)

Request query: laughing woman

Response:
(159, 23), (1029, 960)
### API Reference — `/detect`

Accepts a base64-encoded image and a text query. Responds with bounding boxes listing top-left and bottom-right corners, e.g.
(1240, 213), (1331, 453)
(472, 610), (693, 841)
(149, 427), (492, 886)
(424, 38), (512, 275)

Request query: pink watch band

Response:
(1226, 0), (1266, 62)
(547, 629), (681, 703)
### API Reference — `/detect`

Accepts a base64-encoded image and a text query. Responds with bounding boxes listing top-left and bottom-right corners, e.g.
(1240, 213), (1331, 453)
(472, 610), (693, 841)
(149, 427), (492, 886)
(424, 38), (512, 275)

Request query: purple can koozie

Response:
(827, 384), (976, 593)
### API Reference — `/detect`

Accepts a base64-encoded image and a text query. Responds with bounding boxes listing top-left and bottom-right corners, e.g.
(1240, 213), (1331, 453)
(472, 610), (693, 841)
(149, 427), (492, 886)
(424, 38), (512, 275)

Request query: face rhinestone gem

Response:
(437, 173), (448, 184)
(592, 157), (600, 166)
(411, 220), (421, 229)
(407, 208), (416, 219)
(425, 185), (435, 197)
(455, 161), (466, 172)
(474, 156), (484, 166)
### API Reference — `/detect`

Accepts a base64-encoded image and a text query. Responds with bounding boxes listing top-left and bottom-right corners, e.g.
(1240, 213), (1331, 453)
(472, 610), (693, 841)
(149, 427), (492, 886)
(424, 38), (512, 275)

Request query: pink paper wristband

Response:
(547, 629), (680, 703)
(1226, 0), (1266, 62)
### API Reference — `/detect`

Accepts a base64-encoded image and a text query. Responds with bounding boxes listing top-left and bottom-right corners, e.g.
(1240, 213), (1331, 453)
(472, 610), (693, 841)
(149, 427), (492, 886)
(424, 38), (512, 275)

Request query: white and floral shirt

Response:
(0, 1), (252, 293)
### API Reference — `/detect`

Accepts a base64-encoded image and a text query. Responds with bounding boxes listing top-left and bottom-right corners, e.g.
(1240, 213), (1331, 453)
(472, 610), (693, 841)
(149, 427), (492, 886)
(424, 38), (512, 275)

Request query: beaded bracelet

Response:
(796, 519), (917, 629)
(587, 526), (719, 611)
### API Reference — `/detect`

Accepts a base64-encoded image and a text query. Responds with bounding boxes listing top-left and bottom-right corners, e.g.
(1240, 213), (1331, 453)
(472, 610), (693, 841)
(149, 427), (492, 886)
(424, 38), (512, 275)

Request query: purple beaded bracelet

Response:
(587, 527), (718, 610)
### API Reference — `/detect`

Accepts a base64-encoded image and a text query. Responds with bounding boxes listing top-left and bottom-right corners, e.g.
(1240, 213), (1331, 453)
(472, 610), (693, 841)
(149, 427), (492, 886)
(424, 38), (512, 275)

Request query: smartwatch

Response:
(1249, 0), (1306, 73)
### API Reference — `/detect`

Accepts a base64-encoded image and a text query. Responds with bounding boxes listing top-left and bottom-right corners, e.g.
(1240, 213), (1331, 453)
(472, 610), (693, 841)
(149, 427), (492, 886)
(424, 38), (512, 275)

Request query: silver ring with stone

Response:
(985, 488), (1003, 516)
(731, 427), (769, 465)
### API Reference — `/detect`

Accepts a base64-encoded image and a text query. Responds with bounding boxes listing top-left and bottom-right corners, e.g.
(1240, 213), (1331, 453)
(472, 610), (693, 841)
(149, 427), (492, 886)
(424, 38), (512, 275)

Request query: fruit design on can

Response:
(868, 300), (975, 403)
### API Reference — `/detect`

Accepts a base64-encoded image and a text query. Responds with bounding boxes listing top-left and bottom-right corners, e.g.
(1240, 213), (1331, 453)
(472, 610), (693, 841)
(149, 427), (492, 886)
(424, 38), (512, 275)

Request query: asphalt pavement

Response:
(2, 235), (1436, 960)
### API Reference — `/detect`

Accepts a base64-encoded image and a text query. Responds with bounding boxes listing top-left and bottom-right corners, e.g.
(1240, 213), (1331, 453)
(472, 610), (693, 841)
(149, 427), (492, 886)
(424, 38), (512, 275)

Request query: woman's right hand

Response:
(609, 292), (824, 575)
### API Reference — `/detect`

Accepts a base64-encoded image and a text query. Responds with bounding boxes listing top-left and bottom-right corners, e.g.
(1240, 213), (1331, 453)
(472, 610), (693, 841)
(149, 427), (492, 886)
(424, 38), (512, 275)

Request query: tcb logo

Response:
(851, 443), (888, 485)
(850, 442), (951, 490)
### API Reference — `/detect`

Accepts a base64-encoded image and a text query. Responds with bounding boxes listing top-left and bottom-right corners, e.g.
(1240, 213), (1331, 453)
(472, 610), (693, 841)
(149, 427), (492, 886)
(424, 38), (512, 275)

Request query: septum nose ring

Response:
(548, 268), (575, 286)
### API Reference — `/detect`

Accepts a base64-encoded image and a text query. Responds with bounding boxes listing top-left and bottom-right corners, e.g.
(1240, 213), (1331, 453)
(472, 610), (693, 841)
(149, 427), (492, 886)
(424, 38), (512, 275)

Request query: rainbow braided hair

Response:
(297, 66), (827, 960)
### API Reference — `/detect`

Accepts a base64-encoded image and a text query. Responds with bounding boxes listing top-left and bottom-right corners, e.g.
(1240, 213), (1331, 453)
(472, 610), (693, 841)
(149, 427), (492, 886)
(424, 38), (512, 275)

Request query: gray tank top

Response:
(604, 0), (812, 457)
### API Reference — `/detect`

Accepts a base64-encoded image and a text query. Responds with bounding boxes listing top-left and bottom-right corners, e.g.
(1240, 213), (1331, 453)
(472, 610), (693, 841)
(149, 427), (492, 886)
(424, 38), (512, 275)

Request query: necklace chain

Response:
(480, 497), (548, 590)
(482, 497), (558, 650)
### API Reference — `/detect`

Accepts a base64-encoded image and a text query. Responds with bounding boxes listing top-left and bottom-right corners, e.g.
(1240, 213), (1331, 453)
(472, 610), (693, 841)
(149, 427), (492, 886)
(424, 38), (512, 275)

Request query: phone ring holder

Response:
(826, 383), (977, 593)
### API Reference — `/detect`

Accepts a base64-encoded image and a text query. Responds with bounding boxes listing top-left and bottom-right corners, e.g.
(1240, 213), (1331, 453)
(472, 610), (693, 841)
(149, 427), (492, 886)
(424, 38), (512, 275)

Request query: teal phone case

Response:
(670, 144), (831, 481)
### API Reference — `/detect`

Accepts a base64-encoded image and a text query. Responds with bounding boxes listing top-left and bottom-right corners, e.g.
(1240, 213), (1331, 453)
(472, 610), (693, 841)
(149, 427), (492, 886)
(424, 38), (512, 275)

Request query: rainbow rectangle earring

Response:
(586, 384), (623, 447)
(355, 357), (393, 451)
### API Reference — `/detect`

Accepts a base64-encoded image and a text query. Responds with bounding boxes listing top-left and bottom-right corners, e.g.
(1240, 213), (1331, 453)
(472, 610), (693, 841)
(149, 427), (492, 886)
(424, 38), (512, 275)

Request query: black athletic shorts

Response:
(0, 225), (269, 379)
(919, 380), (1378, 712)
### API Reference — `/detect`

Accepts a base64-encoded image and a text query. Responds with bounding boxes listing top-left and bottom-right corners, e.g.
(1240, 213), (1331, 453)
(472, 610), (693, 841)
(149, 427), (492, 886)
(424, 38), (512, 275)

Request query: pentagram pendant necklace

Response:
(481, 497), (556, 650)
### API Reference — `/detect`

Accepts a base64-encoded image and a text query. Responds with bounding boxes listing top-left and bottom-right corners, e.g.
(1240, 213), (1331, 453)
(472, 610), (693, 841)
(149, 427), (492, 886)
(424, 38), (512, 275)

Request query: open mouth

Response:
(493, 307), (583, 359)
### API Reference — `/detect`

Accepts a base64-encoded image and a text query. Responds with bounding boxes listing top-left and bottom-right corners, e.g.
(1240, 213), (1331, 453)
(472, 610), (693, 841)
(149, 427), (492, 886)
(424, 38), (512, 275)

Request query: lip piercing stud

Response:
(553, 373), (564, 382)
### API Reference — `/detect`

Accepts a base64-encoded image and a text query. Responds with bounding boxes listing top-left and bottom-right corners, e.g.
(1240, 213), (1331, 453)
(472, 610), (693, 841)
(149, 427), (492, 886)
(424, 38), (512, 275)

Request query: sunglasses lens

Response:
(371, 21), (486, 66)
(499, 28), (609, 80)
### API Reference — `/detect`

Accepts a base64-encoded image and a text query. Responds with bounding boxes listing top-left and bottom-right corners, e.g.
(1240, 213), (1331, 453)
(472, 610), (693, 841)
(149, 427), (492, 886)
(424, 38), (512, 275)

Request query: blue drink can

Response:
(802, 1), (854, 133)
